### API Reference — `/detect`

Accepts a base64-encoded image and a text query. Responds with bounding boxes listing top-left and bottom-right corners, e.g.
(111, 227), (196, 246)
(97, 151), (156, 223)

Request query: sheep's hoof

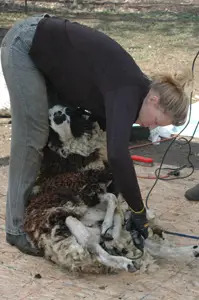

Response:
(151, 225), (164, 239)
(127, 262), (138, 273)
(193, 245), (199, 257)
(101, 232), (113, 241)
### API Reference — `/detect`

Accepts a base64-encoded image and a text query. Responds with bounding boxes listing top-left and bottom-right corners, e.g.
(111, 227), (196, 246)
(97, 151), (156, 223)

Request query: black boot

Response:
(6, 233), (43, 257)
(185, 184), (199, 201)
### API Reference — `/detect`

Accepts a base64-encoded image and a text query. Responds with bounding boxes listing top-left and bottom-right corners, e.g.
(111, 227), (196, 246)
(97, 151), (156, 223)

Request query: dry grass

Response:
(1, 2), (199, 95)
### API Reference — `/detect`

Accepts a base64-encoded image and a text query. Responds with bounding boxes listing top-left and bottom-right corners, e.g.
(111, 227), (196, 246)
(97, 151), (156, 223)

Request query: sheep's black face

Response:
(53, 110), (67, 125)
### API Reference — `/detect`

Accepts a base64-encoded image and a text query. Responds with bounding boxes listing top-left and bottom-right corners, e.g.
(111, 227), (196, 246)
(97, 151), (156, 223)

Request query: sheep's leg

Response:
(111, 210), (123, 241)
(145, 239), (199, 260)
(98, 193), (117, 239)
(65, 216), (137, 272)
(94, 243), (137, 272)
(65, 216), (94, 247)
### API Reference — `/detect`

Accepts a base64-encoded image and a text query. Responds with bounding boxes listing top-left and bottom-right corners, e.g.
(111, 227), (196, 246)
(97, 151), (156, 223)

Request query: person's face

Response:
(136, 90), (172, 128)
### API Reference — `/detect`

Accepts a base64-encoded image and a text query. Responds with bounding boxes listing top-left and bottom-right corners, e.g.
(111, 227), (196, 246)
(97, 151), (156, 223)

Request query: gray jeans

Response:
(1, 15), (49, 235)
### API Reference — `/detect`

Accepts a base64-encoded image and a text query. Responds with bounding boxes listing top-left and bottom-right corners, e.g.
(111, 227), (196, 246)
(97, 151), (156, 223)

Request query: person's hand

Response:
(126, 207), (149, 251)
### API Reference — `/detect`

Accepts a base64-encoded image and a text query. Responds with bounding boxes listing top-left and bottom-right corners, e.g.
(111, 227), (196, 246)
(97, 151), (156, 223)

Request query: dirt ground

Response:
(1, 117), (199, 299)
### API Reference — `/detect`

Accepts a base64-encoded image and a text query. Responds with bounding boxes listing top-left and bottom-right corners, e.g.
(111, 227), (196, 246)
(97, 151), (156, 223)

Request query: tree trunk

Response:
(24, 0), (28, 13)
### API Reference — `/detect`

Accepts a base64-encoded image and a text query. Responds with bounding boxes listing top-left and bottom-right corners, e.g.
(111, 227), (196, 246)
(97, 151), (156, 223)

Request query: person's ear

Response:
(149, 95), (159, 106)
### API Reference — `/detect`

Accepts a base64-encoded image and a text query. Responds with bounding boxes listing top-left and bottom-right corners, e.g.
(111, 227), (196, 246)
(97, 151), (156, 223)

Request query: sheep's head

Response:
(49, 105), (96, 143)
(47, 104), (106, 165)
(49, 105), (72, 143)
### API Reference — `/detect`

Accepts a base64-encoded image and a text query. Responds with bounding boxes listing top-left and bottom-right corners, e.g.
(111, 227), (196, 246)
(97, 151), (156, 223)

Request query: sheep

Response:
(24, 105), (139, 273)
(24, 104), (199, 274)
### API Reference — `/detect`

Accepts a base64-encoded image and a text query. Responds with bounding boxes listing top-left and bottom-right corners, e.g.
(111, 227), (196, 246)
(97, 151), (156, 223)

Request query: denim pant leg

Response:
(1, 16), (49, 235)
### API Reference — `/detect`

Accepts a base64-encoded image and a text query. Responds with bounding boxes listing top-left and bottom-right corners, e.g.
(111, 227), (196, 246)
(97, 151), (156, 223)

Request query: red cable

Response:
(129, 136), (177, 179)
(128, 136), (176, 150)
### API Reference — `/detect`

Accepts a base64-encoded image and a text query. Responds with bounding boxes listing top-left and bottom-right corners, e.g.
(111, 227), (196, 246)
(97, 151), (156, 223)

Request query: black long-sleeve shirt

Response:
(29, 16), (151, 211)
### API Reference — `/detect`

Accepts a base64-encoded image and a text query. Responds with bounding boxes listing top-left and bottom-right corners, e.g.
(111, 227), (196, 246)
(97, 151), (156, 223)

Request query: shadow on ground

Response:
(0, 156), (9, 167)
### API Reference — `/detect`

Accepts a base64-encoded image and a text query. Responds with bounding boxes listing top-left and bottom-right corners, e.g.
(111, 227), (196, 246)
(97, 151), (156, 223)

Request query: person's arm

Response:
(105, 86), (149, 245)
(105, 86), (144, 212)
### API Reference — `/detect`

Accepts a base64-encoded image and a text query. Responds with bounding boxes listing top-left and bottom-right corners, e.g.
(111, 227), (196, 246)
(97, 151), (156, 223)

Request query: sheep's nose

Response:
(54, 111), (62, 118)
(53, 112), (66, 125)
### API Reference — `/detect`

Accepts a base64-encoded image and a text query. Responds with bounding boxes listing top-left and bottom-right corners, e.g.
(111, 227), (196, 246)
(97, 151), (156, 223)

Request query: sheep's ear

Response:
(65, 107), (70, 115)
(65, 106), (74, 116)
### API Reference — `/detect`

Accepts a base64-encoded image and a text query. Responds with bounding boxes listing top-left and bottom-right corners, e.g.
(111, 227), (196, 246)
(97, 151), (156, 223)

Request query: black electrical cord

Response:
(145, 50), (199, 209)
(144, 51), (199, 241)
(152, 120), (199, 182)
